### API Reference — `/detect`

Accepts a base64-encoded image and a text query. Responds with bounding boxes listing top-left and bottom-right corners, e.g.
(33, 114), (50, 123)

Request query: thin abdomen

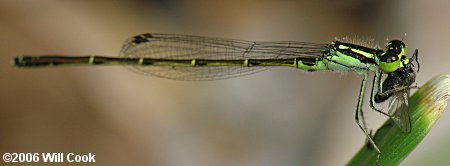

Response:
(15, 55), (324, 68)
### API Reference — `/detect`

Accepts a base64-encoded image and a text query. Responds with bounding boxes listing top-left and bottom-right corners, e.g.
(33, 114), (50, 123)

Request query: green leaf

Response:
(348, 73), (450, 166)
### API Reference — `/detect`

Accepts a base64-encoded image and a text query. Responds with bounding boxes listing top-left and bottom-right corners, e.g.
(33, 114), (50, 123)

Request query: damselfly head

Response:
(378, 40), (408, 73)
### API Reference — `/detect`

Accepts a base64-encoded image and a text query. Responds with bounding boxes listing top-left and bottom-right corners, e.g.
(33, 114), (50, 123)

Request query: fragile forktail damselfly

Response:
(14, 33), (419, 164)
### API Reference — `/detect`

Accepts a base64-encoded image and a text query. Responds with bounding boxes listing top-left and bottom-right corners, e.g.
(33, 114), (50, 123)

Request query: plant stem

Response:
(348, 73), (450, 166)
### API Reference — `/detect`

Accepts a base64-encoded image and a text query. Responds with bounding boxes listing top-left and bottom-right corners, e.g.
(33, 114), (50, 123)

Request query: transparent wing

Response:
(387, 90), (411, 133)
(119, 33), (328, 80)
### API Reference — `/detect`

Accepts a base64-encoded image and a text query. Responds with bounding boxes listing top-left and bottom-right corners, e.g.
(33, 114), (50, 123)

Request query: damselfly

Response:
(14, 33), (419, 164)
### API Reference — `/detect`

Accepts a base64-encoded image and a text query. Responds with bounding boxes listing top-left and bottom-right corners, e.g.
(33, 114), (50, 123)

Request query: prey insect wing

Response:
(387, 90), (411, 133)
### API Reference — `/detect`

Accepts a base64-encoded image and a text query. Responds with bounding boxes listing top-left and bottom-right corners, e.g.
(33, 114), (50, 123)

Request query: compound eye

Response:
(379, 53), (401, 72)
(381, 54), (399, 63)
(386, 40), (405, 54)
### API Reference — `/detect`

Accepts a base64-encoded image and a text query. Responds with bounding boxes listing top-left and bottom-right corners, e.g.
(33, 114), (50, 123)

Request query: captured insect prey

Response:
(14, 33), (420, 165)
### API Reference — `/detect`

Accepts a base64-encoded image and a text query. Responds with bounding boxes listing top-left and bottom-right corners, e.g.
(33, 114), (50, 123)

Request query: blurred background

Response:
(0, 0), (449, 165)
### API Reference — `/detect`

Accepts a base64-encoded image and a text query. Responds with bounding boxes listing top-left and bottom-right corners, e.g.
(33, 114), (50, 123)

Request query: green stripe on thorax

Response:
(321, 41), (380, 72)
(331, 41), (378, 63)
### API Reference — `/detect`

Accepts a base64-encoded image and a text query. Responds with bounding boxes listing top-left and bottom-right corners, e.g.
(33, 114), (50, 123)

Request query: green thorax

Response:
(312, 40), (410, 74)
